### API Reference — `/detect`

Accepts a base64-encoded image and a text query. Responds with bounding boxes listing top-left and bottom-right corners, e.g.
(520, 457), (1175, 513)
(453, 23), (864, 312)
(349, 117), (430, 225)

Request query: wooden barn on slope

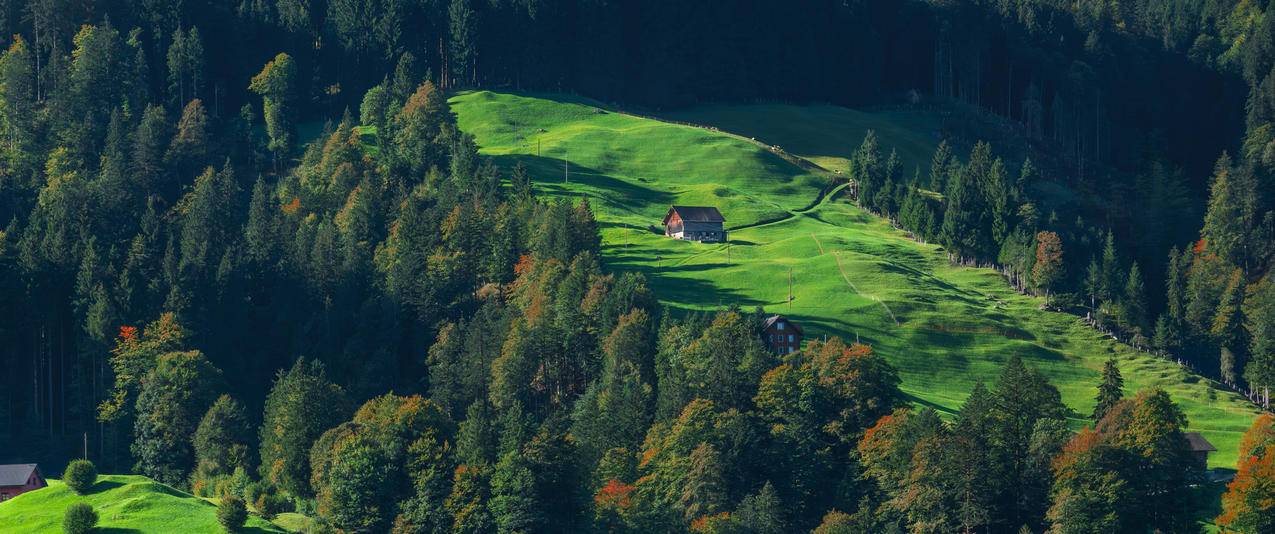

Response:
(663, 206), (726, 242)
(0, 464), (46, 501)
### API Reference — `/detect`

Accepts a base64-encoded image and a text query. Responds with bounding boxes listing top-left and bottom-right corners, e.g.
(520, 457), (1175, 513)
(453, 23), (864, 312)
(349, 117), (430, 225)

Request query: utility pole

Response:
(564, 158), (569, 183)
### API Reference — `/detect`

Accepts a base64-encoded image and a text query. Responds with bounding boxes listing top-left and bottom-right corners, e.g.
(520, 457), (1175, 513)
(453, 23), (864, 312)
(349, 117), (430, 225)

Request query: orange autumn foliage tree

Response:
(1032, 230), (1064, 300)
(594, 478), (637, 532)
(98, 312), (189, 423)
(1218, 413), (1275, 532)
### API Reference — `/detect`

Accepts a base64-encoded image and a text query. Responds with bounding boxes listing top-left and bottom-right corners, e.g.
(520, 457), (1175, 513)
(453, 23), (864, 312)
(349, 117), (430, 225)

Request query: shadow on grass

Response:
(97, 528), (143, 534)
(486, 154), (675, 210)
(85, 479), (127, 495)
(902, 392), (959, 416)
(1190, 475), (1231, 528)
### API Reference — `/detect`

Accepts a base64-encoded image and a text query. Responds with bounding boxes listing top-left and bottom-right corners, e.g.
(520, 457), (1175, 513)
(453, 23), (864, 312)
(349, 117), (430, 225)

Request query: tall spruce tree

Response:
(1092, 357), (1123, 421)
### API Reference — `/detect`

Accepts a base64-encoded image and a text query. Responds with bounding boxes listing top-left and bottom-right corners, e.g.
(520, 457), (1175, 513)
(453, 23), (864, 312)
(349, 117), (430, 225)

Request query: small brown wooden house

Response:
(763, 315), (802, 355)
(1184, 432), (1217, 469)
(0, 464), (46, 501)
(663, 206), (726, 242)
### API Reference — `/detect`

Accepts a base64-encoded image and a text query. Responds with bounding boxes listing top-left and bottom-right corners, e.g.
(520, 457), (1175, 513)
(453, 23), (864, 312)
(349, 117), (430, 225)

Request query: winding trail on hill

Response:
(606, 102), (854, 236)
(832, 251), (901, 326)
(811, 233), (826, 255)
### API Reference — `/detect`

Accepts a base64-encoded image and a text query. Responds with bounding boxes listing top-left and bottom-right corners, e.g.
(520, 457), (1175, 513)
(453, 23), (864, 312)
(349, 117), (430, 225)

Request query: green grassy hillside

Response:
(451, 90), (1262, 469)
(0, 475), (283, 533)
(661, 103), (943, 174)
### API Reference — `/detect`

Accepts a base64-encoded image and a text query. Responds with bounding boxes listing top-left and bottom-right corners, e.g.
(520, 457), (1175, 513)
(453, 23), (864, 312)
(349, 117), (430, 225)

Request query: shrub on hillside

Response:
(63, 460), (97, 495)
(217, 495), (248, 532)
(254, 490), (294, 520)
(228, 467), (251, 498)
(63, 502), (98, 534)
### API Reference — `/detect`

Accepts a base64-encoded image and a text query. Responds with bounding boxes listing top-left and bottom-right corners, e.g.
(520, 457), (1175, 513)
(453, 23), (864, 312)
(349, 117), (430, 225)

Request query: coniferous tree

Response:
(1200, 154), (1257, 270)
(1092, 358), (1123, 421)
(1246, 276), (1275, 407)
(1123, 262), (1147, 333)
(259, 359), (350, 498)
(1083, 257), (1101, 309)
(929, 140), (952, 192)
(490, 450), (542, 533)
(1214, 269), (1248, 385)
(448, 0), (477, 88)
(193, 394), (253, 483)
(1099, 230), (1121, 304)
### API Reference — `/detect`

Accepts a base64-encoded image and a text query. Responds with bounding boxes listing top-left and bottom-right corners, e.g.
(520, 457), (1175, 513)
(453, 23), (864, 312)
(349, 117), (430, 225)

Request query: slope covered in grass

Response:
(661, 102), (943, 174)
(451, 90), (1262, 469)
(0, 475), (283, 533)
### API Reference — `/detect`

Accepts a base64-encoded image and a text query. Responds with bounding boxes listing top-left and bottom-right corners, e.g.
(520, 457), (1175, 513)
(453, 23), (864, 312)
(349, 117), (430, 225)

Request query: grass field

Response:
(661, 102), (943, 174)
(0, 475), (283, 533)
(451, 90), (1262, 469)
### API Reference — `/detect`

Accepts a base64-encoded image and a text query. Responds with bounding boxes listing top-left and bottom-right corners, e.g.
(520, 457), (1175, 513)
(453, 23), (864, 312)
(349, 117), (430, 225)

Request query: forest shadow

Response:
(486, 153), (675, 209)
(902, 392), (959, 416)
(643, 275), (762, 309)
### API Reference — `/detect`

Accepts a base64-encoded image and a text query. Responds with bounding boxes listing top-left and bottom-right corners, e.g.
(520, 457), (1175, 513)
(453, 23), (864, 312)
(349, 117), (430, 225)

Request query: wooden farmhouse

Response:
(0, 464), (46, 501)
(663, 206), (726, 242)
(763, 315), (802, 355)
(1184, 432), (1217, 469)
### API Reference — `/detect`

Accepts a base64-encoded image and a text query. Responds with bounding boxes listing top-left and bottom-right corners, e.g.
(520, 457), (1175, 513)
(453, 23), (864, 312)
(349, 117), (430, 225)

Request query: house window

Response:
(788, 335), (794, 342)
(777, 322), (785, 331)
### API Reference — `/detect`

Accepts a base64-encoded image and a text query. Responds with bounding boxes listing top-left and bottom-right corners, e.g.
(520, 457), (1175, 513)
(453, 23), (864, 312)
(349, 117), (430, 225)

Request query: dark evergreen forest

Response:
(3, 0), (1275, 532)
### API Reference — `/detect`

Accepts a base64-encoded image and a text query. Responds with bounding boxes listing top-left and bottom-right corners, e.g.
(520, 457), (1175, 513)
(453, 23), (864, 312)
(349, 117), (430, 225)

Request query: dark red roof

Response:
(663, 206), (725, 225)
(763, 315), (803, 334)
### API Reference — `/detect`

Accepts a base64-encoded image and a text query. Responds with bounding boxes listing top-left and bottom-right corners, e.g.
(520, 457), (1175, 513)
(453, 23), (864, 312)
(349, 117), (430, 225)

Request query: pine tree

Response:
(448, 0), (477, 87)
(1165, 246), (1187, 326)
(456, 401), (496, 468)
(490, 451), (542, 533)
(1213, 269), (1247, 385)
(1084, 256), (1102, 309)
(854, 130), (883, 205)
(929, 140), (952, 192)
(259, 359), (350, 498)
(1245, 276), (1275, 407)
(245, 176), (278, 267)
(1099, 230), (1122, 303)
(132, 105), (171, 194)
(1201, 153), (1257, 269)
(1123, 262), (1147, 332)
(1092, 358), (1123, 421)
(193, 394), (252, 480)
